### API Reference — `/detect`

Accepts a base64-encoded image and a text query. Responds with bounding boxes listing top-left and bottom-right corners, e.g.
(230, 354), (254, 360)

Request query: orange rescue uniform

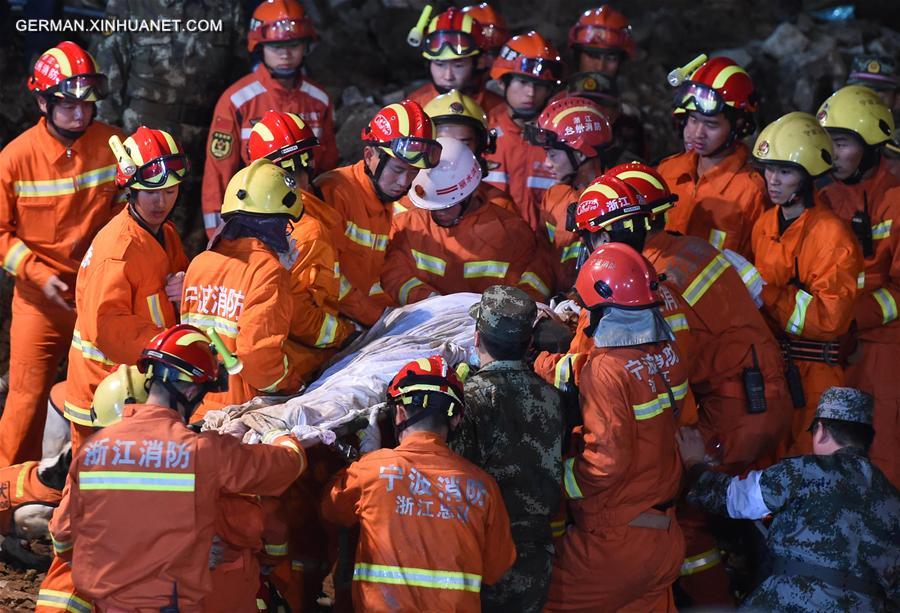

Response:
(820, 160), (900, 487)
(322, 431), (516, 612)
(0, 460), (62, 535)
(538, 183), (585, 292)
(407, 82), (506, 116)
(0, 118), (124, 466)
(64, 209), (188, 446)
(201, 65), (338, 236)
(546, 338), (687, 612)
(382, 195), (553, 305)
(314, 161), (397, 326)
(48, 404), (305, 612)
(181, 236), (306, 416)
(485, 105), (558, 232)
(752, 198), (862, 455)
(658, 142), (767, 258)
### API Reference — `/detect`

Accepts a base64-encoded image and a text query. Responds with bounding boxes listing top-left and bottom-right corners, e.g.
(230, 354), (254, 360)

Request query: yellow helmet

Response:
(90, 365), (149, 427)
(752, 112), (834, 177)
(816, 85), (895, 146)
(424, 89), (493, 154)
(221, 158), (304, 221)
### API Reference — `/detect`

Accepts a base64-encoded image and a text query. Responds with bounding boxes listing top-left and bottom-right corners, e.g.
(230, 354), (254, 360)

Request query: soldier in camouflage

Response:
(678, 387), (900, 612)
(451, 285), (564, 613)
(91, 0), (248, 251)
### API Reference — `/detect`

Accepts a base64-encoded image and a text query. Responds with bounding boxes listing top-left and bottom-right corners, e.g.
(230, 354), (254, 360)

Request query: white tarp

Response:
(204, 293), (480, 444)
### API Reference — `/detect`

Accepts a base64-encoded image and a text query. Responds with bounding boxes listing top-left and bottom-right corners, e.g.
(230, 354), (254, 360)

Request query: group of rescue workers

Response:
(0, 1), (898, 611)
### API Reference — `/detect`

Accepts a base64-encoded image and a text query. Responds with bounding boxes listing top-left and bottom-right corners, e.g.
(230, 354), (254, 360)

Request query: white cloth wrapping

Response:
(204, 293), (481, 444)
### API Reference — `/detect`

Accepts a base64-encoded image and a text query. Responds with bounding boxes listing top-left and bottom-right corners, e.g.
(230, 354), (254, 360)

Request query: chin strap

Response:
(159, 378), (203, 422)
(363, 151), (398, 203)
(43, 96), (94, 141)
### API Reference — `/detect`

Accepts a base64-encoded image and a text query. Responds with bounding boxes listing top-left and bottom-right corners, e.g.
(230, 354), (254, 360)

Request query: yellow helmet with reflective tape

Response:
(91, 365), (149, 427)
(816, 85), (895, 146)
(221, 158), (304, 221)
(753, 112), (834, 177)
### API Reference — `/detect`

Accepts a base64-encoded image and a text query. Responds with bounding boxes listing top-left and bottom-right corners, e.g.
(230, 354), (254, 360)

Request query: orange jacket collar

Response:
(253, 63), (306, 95)
(670, 141), (752, 192)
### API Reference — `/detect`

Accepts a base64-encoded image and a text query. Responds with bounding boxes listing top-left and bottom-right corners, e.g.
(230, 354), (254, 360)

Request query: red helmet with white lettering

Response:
(361, 100), (442, 169)
(248, 110), (318, 173)
(248, 0), (316, 52)
(575, 243), (660, 309)
(528, 95), (613, 159)
(116, 126), (189, 190)
(28, 41), (108, 101)
(575, 175), (648, 233)
(605, 162), (677, 216)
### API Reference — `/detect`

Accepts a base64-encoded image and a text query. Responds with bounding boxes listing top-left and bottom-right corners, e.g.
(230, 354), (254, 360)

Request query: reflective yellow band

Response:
(393, 201), (408, 215)
(339, 274), (351, 300)
(63, 401), (93, 426)
(146, 294), (166, 327)
(671, 380), (688, 401)
(463, 260), (509, 279)
(786, 289), (813, 335)
(345, 222), (388, 252)
(708, 228), (726, 250)
(632, 382), (686, 421)
(14, 164), (116, 197)
(682, 254), (730, 306)
(563, 457), (583, 500)
(520, 271), (550, 297)
(873, 288), (898, 324)
(560, 242), (584, 263)
(71, 331), (114, 365)
(16, 461), (37, 497)
(36, 589), (92, 613)
(256, 598), (266, 611)
(2, 239), (31, 276)
(79, 470), (196, 492)
(353, 563), (482, 592)
(182, 313), (238, 339)
(680, 548), (722, 575)
(872, 219), (892, 240)
(369, 282), (384, 296)
(553, 354), (576, 389)
(550, 519), (566, 538)
(315, 313), (339, 347)
(398, 278), (424, 305)
(857, 271), (866, 289)
(333, 261), (341, 279)
(664, 313), (689, 333)
(411, 249), (447, 276)
(260, 355), (291, 393)
(50, 533), (72, 554)
(545, 221), (556, 243)
(265, 542), (289, 556)
(736, 261), (762, 289)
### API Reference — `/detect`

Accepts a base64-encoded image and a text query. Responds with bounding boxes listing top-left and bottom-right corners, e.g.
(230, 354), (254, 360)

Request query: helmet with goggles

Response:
(490, 31), (564, 85)
(248, 0), (316, 53)
(28, 41), (109, 102)
(568, 6), (635, 57)
(114, 127), (189, 190)
(387, 356), (466, 435)
(361, 100), (442, 169)
(421, 7), (483, 61)
(460, 3), (508, 55)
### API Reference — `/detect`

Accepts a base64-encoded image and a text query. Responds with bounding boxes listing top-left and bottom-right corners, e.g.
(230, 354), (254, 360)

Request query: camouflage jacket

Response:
(688, 447), (900, 611)
(450, 360), (563, 542)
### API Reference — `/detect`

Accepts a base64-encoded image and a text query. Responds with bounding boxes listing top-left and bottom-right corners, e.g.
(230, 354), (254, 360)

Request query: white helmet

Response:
(408, 137), (481, 211)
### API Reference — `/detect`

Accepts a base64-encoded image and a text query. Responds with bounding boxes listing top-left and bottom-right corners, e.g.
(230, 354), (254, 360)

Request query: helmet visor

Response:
(674, 82), (726, 116)
(424, 30), (480, 57)
(382, 137), (443, 169)
(258, 18), (311, 43)
(513, 57), (563, 81)
(133, 154), (190, 188)
(56, 73), (109, 101)
(523, 123), (559, 148)
(571, 24), (631, 50)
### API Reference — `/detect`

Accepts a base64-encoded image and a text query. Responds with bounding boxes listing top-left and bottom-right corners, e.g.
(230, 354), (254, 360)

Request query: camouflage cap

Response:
(469, 285), (536, 342)
(814, 387), (874, 425)
(847, 55), (899, 91)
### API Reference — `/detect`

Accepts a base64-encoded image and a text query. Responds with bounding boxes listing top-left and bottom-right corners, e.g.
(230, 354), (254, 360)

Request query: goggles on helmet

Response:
(377, 137), (443, 168)
(266, 137), (318, 172)
(674, 81), (727, 116)
(50, 73), (109, 101)
(424, 30), (480, 57)
(257, 19), (311, 43)
(130, 154), (190, 188)
(523, 123), (561, 149)
(509, 57), (563, 81)
(571, 25), (631, 50)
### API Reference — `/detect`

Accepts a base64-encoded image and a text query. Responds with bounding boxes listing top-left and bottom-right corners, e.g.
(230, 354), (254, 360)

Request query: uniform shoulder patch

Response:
(209, 131), (234, 160)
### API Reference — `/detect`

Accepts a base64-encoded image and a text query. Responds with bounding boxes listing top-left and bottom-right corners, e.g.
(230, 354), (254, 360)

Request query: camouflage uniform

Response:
(92, 0), (248, 251)
(686, 388), (900, 611)
(452, 286), (564, 613)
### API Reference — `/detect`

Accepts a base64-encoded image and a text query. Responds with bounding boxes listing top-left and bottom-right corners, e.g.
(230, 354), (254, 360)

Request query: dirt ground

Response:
(0, 539), (49, 612)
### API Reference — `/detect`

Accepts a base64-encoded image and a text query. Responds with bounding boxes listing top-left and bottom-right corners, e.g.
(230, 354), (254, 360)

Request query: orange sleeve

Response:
(481, 480), (517, 585)
(48, 476), (77, 563)
(506, 224), (553, 301)
(855, 201), (900, 331)
(259, 496), (290, 566)
(316, 102), (339, 172)
(734, 180), (766, 259)
(289, 232), (352, 348)
(321, 463), (364, 528)
(338, 282), (393, 327)
(381, 229), (441, 306)
(0, 155), (55, 288)
(205, 431), (306, 497)
(201, 95), (243, 238)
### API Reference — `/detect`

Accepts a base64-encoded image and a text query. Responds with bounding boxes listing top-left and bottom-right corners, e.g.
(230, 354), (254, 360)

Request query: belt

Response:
(772, 557), (884, 599)
(628, 510), (671, 530)
(783, 339), (841, 366)
(129, 97), (212, 126)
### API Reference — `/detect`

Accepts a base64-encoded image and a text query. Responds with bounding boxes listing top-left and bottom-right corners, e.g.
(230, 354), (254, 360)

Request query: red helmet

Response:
(422, 7), (483, 60)
(674, 56), (757, 116)
(529, 95), (613, 158)
(461, 3), (509, 54)
(606, 162), (677, 216)
(575, 243), (660, 309)
(575, 175), (648, 233)
(28, 41), (108, 101)
(248, 0), (316, 53)
(568, 6), (635, 57)
(137, 324), (227, 391)
(361, 100), (442, 169)
(116, 126), (189, 190)
(490, 31), (564, 84)
(248, 110), (318, 173)
(387, 356), (465, 421)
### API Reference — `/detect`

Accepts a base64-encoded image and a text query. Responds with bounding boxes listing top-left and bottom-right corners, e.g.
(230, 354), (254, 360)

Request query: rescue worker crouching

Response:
(64, 126), (191, 453)
(383, 137), (553, 304)
(750, 112), (863, 455)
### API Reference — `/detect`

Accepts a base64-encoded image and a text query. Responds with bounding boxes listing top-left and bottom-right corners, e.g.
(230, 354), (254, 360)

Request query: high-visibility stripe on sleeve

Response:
(146, 294), (166, 327)
(785, 289), (813, 335)
(70, 331), (114, 365)
(63, 401), (93, 426)
(259, 355), (291, 393)
(230, 81), (266, 107)
(79, 471), (196, 492)
(736, 261), (762, 289)
(393, 201), (407, 215)
(670, 380), (689, 401)
(338, 274), (351, 300)
(632, 396), (666, 421)
(708, 228), (727, 250)
(872, 219), (891, 240)
(181, 313), (239, 339)
(563, 457), (584, 500)
(16, 461), (37, 497)
(411, 249), (447, 276)
(50, 532), (72, 554)
(561, 242), (584, 263)
(873, 288), (898, 324)
(264, 542), (289, 556)
(553, 354), (575, 389)
(463, 260), (509, 279)
(680, 548), (722, 576)
(520, 271), (550, 297)
(857, 272), (866, 289)
(550, 519), (566, 538)
(682, 254), (730, 306)
(345, 222), (388, 252)
(526, 176), (556, 190)
(353, 563), (482, 592)
(484, 171), (508, 185)
(664, 313), (689, 333)
(36, 589), (92, 613)
(204, 212), (222, 231)
(398, 278), (425, 305)
(314, 313), (339, 347)
(369, 282), (384, 296)
(545, 221), (556, 243)
(2, 239), (32, 276)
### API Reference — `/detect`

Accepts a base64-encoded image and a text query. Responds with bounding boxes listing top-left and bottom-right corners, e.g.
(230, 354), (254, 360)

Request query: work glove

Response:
(551, 298), (583, 320)
(722, 249), (765, 308)
(358, 409), (382, 455)
(165, 271), (185, 305)
(278, 238), (299, 270)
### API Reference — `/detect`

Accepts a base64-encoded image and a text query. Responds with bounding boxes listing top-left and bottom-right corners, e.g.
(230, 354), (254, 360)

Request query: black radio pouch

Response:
(743, 345), (767, 414)
(784, 352), (806, 409)
(851, 191), (874, 258)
